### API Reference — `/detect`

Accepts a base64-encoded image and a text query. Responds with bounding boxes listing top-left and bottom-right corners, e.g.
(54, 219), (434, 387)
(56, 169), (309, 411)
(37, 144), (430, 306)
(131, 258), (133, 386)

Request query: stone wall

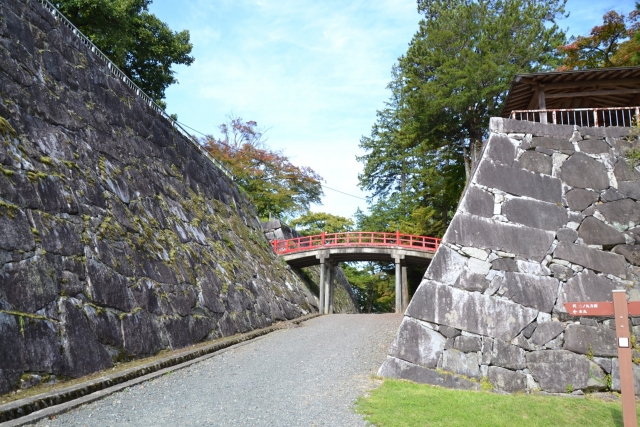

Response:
(380, 117), (640, 395)
(262, 220), (359, 313)
(0, 0), (318, 393)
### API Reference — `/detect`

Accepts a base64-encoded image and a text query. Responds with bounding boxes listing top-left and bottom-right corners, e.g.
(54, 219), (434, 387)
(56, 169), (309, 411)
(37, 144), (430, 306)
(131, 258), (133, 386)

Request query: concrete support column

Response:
(323, 263), (331, 315)
(402, 266), (409, 312)
(328, 264), (336, 314)
(395, 258), (402, 314)
(318, 259), (325, 314)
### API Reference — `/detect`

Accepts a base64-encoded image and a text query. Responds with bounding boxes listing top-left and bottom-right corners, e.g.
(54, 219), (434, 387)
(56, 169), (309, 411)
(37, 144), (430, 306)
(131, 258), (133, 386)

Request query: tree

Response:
(357, 0), (566, 237)
(341, 263), (394, 313)
(203, 117), (324, 220)
(557, 9), (640, 70)
(53, 0), (194, 104)
(289, 211), (354, 235)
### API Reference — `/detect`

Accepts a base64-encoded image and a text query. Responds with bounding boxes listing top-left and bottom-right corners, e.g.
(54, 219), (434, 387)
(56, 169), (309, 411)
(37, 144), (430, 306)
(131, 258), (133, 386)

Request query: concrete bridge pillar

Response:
(318, 258), (326, 314)
(328, 263), (335, 314)
(402, 266), (408, 312)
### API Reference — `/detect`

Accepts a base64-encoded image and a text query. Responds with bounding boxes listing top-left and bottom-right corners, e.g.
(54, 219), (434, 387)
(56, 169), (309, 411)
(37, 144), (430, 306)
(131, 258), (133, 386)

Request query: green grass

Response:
(355, 379), (640, 427)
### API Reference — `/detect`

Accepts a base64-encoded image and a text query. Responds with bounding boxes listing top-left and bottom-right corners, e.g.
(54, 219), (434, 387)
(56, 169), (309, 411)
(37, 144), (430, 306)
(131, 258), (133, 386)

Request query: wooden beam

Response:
(530, 78), (640, 90)
(545, 88), (640, 99)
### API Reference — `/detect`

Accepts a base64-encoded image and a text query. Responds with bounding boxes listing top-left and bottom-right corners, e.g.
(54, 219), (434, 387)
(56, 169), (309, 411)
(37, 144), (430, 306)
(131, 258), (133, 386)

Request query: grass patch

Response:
(355, 379), (639, 427)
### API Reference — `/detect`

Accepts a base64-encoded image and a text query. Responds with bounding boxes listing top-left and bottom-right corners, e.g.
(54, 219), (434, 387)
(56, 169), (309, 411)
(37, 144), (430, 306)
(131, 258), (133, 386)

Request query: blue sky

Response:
(148, 0), (637, 221)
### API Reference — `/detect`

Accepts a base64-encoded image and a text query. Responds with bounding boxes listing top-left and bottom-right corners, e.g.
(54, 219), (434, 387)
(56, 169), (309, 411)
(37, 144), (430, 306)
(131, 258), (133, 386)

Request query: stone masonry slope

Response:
(0, 0), (317, 394)
(380, 117), (640, 395)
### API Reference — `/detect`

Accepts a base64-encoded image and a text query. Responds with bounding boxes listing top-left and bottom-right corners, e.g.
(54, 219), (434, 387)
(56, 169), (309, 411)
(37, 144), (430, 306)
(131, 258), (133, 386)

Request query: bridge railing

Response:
(271, 231), (441, 255)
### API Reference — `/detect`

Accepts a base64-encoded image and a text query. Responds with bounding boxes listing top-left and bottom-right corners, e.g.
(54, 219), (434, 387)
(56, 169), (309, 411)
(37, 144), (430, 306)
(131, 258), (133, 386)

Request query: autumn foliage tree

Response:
(290, 211), (354, 235)
(203, 117), (324, 220)
(557, 9), (640, 70)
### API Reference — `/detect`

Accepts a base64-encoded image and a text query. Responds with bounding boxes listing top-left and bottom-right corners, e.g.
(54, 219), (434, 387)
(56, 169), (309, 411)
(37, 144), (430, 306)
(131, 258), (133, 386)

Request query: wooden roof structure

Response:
(501, 67), (640, 117)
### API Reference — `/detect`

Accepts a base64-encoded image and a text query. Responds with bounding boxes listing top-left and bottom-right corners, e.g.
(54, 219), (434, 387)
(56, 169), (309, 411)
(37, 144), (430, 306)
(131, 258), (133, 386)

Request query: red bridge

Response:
(271, 231), (441, 315)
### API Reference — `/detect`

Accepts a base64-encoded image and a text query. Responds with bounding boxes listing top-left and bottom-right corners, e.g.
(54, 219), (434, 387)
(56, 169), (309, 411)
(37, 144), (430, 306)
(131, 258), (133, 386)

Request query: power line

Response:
(175, 119), (369, 202)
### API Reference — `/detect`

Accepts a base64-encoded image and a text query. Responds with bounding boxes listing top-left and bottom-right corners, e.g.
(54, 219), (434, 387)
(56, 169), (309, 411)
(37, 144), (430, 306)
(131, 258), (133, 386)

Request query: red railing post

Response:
(321, 231), (325, 246)
(272, 239), (278, 253)
(396, 230), (400, 246)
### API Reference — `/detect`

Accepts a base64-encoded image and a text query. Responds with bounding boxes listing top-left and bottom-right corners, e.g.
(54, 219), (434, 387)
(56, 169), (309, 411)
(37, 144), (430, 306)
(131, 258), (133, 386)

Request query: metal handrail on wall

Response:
(271, 231), (441, 255)
(35, 0), (234, 180)
(510, 106), (640, 128)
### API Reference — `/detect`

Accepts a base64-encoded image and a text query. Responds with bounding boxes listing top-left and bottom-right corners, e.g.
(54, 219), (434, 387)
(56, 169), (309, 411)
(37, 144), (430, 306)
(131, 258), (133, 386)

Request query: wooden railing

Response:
(271, 231), (441, 255)
(510, 107), (640, 128)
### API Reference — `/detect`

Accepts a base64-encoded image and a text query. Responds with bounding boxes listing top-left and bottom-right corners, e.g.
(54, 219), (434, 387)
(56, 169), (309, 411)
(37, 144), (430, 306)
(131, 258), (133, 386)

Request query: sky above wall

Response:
(149, 0), (637, 221)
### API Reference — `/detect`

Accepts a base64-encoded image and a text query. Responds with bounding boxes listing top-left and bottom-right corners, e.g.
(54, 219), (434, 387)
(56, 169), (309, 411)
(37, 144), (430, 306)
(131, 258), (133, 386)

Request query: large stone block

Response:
(554, 242), (627, 278)
(493, 272), (559, 312)
(565, 189), (599, 212)
(441, 349), (481, 379)
(502, 198), (567, 231)
(613, 245), (640, 266)
(611, 359), (640, 394)
(530, 136), (574, 151)
(453, 270), (490, 293)
(487, 366), (527, 393)
(484, 133), (516, 166)
(618, 181), (640, 201)
(563, 324), (617, 357)
(0, 254), (60, 313)
(407, 282), (538, 342)
(530, 321), (565, 346)
(460, 185), (494, 218)
(60, 300), (113, 377)
(515, 151), (552, 175)
(378, 356), (480, 391)
(445, 213), (555, 262)
(578, 216), (626, 248)
(87, 258), (135, 312)
(388, 316), (446, 368)
(561, 152), (609, 190)
(424, 244), (467, 285)
(597, 199), (640, 227)
(526, 350), (591, 393)
(561, 270), (617, 303)
(0, 207), (35, 251)
(614, 159), (640, 182)
(454, 335), (483, 352)
(475, 160), (562, 203)
(490, 338), (526, 370)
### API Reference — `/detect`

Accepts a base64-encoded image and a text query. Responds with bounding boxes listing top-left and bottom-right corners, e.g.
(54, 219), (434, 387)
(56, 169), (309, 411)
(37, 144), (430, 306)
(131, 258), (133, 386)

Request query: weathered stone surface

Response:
(407, 282), (538, 342)
(426, 245), (467, 285)
(601, 188), (625, 202)
(491, 339), (526, 370)
(492, 258), (518, 272)
(0, 255), (59, 313)
(554, 242), (627, 278)
(565, 189), (599, 211)
(453, 270), (490, 293)
(563, 324), (617, 357)
(467, 258), (491, 275)
(611, 359), (640, 393)
(561, 152), (609, 190)
(442, 349), (481, 379)
(454, 335), (483, 352)
(445, 213), (555, 262)
(438, 325), (462, 339)
(530, 322), (565, 346)
(460, 185), (494, 218)
(121, 310), (162, 357)
(488, 366), (527, 393)
(618, 181), (640, 201)
(378, 356), (480, 390)
(516, 151), (552, 175)
(556, 227), (578, 243)
(485, 133), (516, 166)
(475, 160), (562, 203)
(578, 139), (609, 154)
(549, 263), (574, 280)
(503, 198), (567, 231)
(530, 136), (574, 151)
(562, 270), (617, 303)
(0, 208), (35, 251)
(614, 159), (640, 182)
(87, 259), (135, 312)
(60, 300), (113, 377)
(578, 216), (626, 248)
(389, 317), (446, 368)
(461, 247), (489, 260)
(521, 322), (537, 339)
(597, 199), (640, 226)
(526, 350), (591, 393)
(494, 272), (559, 312)
(613, 244), (640, 266)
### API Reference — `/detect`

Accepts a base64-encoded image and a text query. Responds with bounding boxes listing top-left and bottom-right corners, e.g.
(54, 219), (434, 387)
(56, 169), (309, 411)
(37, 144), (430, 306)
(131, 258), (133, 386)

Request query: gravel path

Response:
(31, 314), (402, 427)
